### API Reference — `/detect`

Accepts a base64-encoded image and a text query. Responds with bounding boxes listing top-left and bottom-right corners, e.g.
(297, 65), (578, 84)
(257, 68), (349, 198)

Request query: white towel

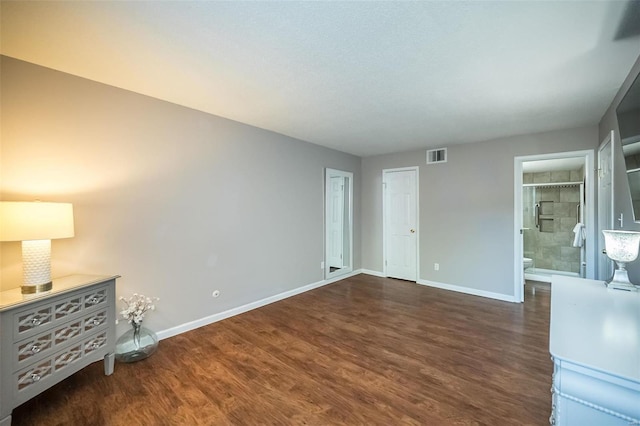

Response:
(572, 223), (585, 247)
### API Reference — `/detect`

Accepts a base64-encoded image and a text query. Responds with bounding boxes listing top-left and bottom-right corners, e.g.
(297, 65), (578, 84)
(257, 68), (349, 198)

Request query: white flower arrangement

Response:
(119, 293), (159, 326)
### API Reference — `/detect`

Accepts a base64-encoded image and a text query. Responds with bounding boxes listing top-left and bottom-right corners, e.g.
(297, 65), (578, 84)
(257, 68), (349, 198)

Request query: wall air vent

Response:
(426, 148), (447, 164)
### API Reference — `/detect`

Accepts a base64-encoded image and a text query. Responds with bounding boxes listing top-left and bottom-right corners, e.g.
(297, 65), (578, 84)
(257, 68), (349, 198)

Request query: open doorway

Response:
(514, 150), (595, 302)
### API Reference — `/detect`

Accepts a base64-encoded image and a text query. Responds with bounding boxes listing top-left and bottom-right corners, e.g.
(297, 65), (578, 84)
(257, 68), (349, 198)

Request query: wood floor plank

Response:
(11, 275), (552, 425)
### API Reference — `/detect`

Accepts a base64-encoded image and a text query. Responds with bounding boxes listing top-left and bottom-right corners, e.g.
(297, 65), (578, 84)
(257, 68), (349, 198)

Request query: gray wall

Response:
(599, 53), (640, 280)
(362, 126), (597, 297)
(0, 56), (361, 334)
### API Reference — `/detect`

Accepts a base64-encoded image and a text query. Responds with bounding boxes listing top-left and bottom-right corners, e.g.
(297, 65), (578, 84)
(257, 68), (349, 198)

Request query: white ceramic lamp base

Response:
(22, 240), (53, 294)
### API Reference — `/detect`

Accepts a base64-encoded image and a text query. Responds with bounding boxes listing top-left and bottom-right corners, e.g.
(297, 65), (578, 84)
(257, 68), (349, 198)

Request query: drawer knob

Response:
(31, 344), (41, 354)
(93, 319), (101, 326)
(31, 317), (42, 326)
(31, 373), (41, 382)
(88, 297), (99, 305)
(91, 342), (100, 349)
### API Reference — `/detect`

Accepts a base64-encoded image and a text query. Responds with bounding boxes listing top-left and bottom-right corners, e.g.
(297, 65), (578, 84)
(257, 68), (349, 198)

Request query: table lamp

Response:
(0, 201), (74, 294)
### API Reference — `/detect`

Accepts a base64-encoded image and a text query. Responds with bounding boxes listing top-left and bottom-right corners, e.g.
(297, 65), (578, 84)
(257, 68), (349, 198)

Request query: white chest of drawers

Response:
(549, 275), (640, 425)
(0, 275), (119, 426)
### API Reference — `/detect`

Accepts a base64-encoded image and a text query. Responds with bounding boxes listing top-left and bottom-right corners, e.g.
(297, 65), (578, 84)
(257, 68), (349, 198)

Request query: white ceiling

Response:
(2, 1), (640, 157)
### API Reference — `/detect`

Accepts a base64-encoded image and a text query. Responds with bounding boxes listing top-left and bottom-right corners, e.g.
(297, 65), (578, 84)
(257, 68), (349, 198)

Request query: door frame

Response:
(382, 166), (419, 281)
(597, 131), (615, 280)
(325, 168), (354, 280)
(513, 150), (595, 302)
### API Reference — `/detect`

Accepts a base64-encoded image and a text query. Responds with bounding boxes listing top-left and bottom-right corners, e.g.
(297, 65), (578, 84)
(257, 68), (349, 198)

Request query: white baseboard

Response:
(156, 269), (362, 340)
(417, 279), (518, 303)
(360, 269), (385, 277)
(360, 270), (516, 303)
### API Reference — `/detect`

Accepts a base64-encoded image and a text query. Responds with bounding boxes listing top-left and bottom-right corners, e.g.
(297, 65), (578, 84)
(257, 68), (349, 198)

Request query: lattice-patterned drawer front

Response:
(84, 331), (107, 355)
(54, 295), (83, 321)
(15, 359), (53, 392)
(84, 288), (107, 310)
(15, 306), (53, 337)
(84, 310), (107, 332)
(54, 344), (83, 373)
(15, 331), (53, 366)
(54, 320), (83, 345)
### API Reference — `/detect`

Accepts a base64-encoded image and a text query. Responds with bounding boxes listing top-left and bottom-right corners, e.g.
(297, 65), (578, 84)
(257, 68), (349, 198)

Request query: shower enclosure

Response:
(522, 177), (585, 282)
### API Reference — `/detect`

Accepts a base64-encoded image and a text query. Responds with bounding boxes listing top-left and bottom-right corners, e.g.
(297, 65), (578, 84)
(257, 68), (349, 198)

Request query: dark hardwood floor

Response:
(12, 276), (552, 425)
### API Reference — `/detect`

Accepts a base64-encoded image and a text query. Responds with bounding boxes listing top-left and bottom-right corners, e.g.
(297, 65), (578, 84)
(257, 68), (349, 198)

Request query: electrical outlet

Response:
(321, 261), (325, 269)
(212, 290), (220, 298)
(434, 263), (440, 271)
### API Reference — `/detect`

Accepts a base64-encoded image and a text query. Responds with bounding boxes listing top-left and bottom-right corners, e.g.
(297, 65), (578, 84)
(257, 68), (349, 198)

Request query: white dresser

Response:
(0, 274), (119, 426)
(549, 275), (640, 425)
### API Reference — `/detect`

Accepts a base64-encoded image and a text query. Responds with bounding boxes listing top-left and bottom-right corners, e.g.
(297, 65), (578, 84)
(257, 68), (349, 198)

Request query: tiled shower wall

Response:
(523, 169), (583, 273)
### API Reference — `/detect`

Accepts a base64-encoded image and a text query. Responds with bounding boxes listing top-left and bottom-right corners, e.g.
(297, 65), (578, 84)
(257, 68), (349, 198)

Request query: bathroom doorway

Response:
(514, 150), (595, 302)
(522, 177), (584, 281)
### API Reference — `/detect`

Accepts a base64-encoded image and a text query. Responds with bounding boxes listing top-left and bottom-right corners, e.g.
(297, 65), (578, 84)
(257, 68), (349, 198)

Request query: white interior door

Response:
(384, 168), (418, 281)
(327, 176), (344, 268)
(598, 131), (614, 280)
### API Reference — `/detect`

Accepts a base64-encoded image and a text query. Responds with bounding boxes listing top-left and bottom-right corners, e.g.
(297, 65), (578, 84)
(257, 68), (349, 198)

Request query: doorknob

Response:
(602, 249), (607, 254)
(410, 229), (415, 233)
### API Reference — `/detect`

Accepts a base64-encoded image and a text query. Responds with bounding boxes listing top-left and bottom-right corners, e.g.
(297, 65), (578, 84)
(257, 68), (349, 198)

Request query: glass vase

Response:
(115, 322), (158, 363)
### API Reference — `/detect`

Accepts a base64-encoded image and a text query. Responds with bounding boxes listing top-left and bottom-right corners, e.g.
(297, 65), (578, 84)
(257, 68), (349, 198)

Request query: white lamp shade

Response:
(0, 202), (74, 241)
